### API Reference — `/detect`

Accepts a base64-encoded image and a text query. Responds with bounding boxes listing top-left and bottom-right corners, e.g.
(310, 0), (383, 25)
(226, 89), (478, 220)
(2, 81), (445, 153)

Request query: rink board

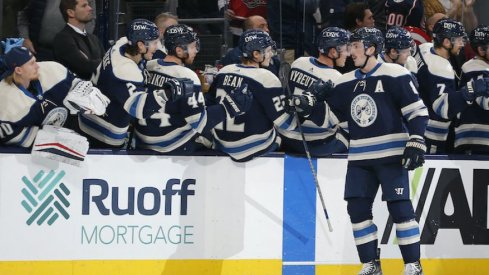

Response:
(0, 151), (488, 275)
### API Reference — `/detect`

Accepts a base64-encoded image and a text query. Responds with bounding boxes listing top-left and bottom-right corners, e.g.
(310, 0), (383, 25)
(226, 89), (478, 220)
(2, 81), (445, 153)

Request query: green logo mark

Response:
(21, 170), (70, 225)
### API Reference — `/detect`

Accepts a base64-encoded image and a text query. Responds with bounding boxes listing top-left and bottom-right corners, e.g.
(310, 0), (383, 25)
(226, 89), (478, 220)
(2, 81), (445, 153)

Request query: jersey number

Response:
(387, 13), (405, 26)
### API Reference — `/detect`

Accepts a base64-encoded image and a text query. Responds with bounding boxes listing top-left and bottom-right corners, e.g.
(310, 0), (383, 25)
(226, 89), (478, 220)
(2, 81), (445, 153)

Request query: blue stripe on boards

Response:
(283, 155), (317, 275)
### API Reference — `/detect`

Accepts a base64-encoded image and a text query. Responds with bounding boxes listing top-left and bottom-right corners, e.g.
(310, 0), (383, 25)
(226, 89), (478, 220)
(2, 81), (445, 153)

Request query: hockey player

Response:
(0, 46), (109, 147)
(136, 24), (252, 153)
(206, 29), (314, 162)
(416, 18), (489, 153)
(279, 27), (350, 156)
(455, 25), (489, 153)
(307, 27), (429, 275)
(381, 26), (418, 74)
(385, 0), (424, 30)
(78, 19), (186, 148)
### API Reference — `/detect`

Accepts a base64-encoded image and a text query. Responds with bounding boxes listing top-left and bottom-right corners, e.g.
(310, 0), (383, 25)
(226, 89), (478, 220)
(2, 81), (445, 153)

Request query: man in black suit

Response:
(53, 0), (104, 80)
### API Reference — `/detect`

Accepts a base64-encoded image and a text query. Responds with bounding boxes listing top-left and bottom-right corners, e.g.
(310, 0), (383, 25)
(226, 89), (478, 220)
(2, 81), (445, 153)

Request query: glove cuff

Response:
(406, 138), (427, 153)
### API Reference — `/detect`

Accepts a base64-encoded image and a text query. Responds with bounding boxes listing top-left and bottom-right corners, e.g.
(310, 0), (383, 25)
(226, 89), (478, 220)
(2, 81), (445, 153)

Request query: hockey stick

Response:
(278, 62), (333, 232)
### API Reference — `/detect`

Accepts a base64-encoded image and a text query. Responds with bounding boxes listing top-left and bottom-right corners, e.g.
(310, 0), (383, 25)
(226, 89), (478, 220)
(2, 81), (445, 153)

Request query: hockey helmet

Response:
(350, 27), (384, 54)
(126, 19), (159, 45)
(432, 18), (466, 45)
(317, 27), (350, 54)
(239, 29), (274, 58)
(164, 24), (200, 55)
(385, 26), (415, 50)
(469, 24), (489, 51)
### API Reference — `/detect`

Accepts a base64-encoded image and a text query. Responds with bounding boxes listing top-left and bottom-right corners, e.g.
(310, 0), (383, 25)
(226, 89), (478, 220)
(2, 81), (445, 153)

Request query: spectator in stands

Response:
(53, 0), (104, 80)
(415, 18), (489, 153)
(441, 0), (478, 32)
(220, 15), (280, 76)
(220, 0), (268, 47)
(340, 2), (375, 73)
(344, 2), (375, 32)
(153, 12), (178, 59)
(426, 13), (448, 38)
(455, 25), (489, 154)
(0, 46), (109, 147)
(1, 0), (29, 40)
(267, 0), (320, 63)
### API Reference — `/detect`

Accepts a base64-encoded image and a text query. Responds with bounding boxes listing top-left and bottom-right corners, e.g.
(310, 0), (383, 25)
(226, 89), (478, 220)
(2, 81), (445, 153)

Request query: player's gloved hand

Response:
(159, 78), (194, 102)
(307, 79), (334, 102)
(1, 38), (24, 53)
(461, 78), (489, 102)
(402, 136), (427, 170)
(63, 80), (110, 116)
(284, 92), (317, 117)
(221, 84), (253, 117)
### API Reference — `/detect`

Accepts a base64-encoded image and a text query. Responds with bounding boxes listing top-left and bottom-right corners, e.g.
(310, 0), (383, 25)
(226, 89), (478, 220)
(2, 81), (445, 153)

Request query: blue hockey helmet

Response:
(317, 27), (350, 54)
(350, 27), (384, 54)
(432, 18), (466, 45)
(164, 24), (200, 55)
(239, 29), (274, 58)
(385, 26), (415, 50)
(469, 24), (489, 51)
(126, 19), (159, 45)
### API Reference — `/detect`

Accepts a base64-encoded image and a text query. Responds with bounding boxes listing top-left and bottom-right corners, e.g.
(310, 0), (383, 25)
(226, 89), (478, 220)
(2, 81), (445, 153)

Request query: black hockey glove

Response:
(284, 92), (317, 117)
(402, 137), (427, 170)
(461, 78), (489, 102)
(221, 84), (253, 117)
(307, 79), (334, 102)
(160, 78), (194, 102)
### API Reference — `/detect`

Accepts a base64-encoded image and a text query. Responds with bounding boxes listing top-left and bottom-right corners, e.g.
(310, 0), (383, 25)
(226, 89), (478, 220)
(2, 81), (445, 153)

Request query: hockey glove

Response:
(402, 137), (427, 170)
(221, 84), (253, 117)
(284, 92), (317, 117)
(159, 78), (194, 102)
(461, 78), (489, 102)
(307, 79), (334, 102)
(1, 38), (24, 53)
(64, 80), (110, 116)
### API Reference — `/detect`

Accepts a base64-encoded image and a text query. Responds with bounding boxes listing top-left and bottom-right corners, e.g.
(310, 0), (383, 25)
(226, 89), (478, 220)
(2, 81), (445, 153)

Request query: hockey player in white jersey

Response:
(137, 24), (252, 153)
(303, 27), (429, 275)
(455, 25), (489, 153)
(279, 27), (349, 156)
(416, 18), (489, 153)
(206, 29), (314, 162)
(381, 26), (418, 74)
(78, 19), (187, 148)
(0, 46), (109, 147)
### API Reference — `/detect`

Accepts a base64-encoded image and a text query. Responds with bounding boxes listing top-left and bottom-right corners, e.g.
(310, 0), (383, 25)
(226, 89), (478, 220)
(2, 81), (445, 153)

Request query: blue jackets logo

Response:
(21, 170), (70, 226)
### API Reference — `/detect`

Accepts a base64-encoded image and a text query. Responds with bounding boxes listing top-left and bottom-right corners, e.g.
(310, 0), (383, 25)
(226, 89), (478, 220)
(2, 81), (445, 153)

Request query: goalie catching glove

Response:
(284, 92), (317, 117)
(63, 80), (110, 116)
(402, 136), (426, 170)
(221, 84), (253, 117)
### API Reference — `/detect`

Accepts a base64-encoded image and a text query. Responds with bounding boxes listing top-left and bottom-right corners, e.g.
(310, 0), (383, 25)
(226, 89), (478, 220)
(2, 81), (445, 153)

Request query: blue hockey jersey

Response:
(385, 0), (424, 29)
(134, 59), (208, 153)
(78, 37), (167, 147)
(326, 62), (428, 165)
(206, 63), (299, 162)
(0, 61), (76, 147)
(280, 56), (348, 156)
(455, 58), (489, 153)
(416, 43), (471, 153)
